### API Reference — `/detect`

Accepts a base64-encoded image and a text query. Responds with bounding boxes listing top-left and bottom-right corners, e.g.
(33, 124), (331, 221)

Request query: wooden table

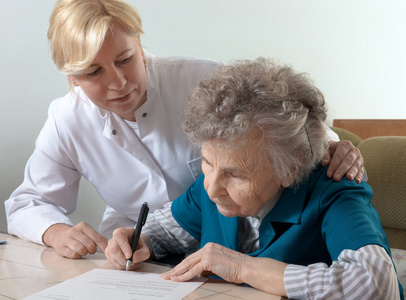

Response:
(0, 232), (282, 299)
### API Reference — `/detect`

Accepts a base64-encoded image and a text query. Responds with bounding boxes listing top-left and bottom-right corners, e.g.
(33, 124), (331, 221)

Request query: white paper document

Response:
(23, 268), (207, 300)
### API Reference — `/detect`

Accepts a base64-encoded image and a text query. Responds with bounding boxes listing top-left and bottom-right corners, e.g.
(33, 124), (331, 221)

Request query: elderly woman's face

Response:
(201, 139), (282, 218)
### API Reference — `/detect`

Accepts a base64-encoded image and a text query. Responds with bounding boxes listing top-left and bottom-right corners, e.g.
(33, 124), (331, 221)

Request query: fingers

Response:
(325, 141), (364, 183)
(344, 156), (364, 183)
(57, 244), (84, 259)
(65, 222), (108, 257)
(325, 141), (346, 179)
(105, 227), (134, 269)
(355, 166), (366, 183)
(329, 147), (362, 182)
(105, 238), (128, 269)
(114, 227), (135, 259)
(162, 253), (203, 282)
(132, 239), (151, 263)
(43, 222), (108, 259)
(321, 146), (333, 167)
(73, 222), (107, 254)
(84, 226), (108, 253)
(164, 266), (202, 282)
(105, 228), (151, 270)
(162, 243), (246, 283)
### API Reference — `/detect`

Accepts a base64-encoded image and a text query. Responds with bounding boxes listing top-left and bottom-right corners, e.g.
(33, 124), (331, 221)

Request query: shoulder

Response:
(278, 165), (374, 220)
(272, 165), (372, 226)
(145, 50), (222, 66)
(292, 166), (387, 260)
(48, 89), (100, 124)
(43, 89), (104, 142)
(146, 53), (222, 79)
(172, 175), (216, 214)
(306, 165), (373, 204)
(171, 175), (218, 240)
(145, 53), (223, 104)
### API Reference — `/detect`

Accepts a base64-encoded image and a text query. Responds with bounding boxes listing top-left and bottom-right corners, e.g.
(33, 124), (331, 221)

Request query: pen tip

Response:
(126, 260), (131, 271)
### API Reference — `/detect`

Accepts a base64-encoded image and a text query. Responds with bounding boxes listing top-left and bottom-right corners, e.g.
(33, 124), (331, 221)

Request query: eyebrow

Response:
(201, 154), (241, 175)
(88, 49), (134, 68)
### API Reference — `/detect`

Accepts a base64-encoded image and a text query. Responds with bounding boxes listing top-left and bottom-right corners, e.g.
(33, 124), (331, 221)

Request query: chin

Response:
(217, 206), (240, 218)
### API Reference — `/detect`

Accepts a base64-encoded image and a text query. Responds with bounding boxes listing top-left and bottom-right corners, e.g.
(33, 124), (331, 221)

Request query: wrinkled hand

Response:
(105, 228), (151, 270)
(322, 140), (364, 183)
(42, 222), (108, 259)
(161, 242), (247, 283)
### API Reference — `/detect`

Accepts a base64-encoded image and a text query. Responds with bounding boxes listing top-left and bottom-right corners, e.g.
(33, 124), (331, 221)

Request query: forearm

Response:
(5, 199), (73, 245)
(240, 256), (288, 296)
(284, 245), (400, 299)
(239, 245), (400, 299)
(142, 202), (199, 259)
(5, 147), (79, 244)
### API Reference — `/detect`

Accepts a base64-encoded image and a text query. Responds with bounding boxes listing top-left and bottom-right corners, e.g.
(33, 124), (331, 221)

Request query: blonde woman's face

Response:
(201, 139), (282, 218)
(72, 27), (147, 121)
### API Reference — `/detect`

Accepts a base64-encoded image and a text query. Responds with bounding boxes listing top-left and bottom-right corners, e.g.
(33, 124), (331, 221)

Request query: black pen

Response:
(126, 202), (149, 271)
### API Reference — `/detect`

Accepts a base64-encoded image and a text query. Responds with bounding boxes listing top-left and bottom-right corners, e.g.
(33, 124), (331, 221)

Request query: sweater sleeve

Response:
(284, 244), (401, 299)
(142, 202), (199, 260)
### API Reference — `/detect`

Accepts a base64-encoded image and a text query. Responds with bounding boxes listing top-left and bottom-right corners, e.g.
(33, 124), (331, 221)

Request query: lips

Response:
(211, 197), (232, 207)
(109, 90), (134, 102)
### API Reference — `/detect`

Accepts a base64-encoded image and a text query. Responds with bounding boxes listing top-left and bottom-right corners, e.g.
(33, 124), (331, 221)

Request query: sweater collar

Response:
(266, 179), (310, 225)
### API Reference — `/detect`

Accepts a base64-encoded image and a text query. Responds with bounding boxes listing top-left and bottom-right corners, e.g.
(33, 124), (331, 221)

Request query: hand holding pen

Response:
(126, 202), (149, 271)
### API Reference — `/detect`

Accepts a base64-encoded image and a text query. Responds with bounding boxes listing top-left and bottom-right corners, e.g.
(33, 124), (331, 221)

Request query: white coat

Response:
(5, 54), (222, 244)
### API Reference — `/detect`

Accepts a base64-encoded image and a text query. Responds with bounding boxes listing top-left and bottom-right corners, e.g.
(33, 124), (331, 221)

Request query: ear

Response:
(140, 41), (144, 58)
(281, 177), (294, 188)
(137, 37), (146, 66)
(68, 75), (79, 86)
(281, 165), (299, 188)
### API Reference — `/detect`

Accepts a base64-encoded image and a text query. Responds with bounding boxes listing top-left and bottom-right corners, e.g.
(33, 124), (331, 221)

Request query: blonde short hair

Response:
(48, 0), (144, 76)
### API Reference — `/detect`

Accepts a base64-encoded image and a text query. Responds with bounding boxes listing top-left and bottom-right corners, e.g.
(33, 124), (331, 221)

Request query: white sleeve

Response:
(325, 124), (339, 141)
(5, 105), (79, 245)
(98, 205), (137, 239)
(284, 245), (400, 299)
(142, 202), (199, 259)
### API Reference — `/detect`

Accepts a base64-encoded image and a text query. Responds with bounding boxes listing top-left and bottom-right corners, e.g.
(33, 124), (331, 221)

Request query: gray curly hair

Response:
(183, 57), (329, 186)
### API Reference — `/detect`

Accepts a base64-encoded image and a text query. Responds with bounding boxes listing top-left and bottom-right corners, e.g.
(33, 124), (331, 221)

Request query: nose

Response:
(205, 172), (227, 199)
(107, 67), (126, 91)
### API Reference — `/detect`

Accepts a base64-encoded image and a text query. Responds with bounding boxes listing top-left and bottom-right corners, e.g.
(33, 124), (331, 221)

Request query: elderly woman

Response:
(106, 58), (403, 299)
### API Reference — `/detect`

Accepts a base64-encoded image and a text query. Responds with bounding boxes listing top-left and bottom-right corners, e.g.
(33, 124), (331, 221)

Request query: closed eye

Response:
(202, 156), (211, 166)
(227, 171), (239, 178)
(117, 56), (133, 64)
(84, 67), (101, 78)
